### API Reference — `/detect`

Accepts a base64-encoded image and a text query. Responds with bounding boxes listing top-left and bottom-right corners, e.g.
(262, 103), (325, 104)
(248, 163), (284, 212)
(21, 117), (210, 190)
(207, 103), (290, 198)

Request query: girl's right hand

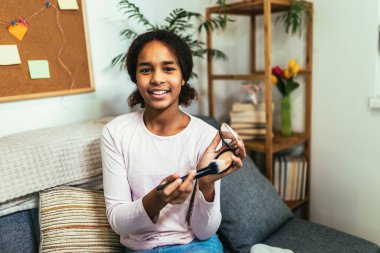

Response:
(156, 170), (196, 205)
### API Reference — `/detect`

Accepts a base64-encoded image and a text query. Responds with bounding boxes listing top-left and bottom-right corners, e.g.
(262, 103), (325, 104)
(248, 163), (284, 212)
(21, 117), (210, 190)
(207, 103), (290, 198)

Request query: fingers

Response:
(235, 136), (247, 160)
(179, 170), (195, 192)
(231, 154), (243, 168)
(158, 171), (195, 204)
(159, 173), (181, 195)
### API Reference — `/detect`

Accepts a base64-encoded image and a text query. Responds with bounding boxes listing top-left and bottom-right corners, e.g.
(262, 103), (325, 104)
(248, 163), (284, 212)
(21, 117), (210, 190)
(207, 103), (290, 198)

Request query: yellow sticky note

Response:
(28, 60), (50, 79)
(8, 23), (28, 41)
(0, 45), (21, 65)
(57, 0), (79, 10)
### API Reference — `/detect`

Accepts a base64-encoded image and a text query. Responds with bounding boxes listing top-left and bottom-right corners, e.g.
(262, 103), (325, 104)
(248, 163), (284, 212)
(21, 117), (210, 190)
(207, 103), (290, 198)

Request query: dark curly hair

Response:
(126, 30), (197, 108)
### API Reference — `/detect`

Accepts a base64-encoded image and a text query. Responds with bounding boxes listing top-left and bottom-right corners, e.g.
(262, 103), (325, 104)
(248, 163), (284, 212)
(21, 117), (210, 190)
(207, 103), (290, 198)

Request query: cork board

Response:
(0, 0), (94, 103)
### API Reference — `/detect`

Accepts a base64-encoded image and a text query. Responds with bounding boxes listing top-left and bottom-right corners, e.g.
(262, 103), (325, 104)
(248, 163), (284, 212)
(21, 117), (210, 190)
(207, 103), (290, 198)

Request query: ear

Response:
(181, 79), (185, 86)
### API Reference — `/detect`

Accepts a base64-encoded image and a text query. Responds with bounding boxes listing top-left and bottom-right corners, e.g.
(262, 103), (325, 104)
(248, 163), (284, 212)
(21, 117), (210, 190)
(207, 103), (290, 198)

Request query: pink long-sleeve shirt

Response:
(101, 111), (221, 250)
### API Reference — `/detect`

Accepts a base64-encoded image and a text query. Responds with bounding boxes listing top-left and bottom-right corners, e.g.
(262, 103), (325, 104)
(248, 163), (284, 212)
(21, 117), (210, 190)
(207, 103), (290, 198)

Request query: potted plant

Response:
(112, 0), (232, 78)
(271, 59), (300, 136)
(276, 0), (312, 37)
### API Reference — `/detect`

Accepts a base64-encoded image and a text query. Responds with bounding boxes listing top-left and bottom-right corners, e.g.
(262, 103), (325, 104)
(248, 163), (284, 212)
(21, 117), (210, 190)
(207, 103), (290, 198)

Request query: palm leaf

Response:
(111, 53), (127, 69)
(193, 48), (227, 60)
(120, 28), (138, 40)
(118, 0), (154, 30)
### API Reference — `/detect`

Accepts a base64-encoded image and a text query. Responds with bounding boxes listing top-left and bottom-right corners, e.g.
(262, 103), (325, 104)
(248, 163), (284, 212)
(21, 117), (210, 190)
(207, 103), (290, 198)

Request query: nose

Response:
(151, 70), (165, 85)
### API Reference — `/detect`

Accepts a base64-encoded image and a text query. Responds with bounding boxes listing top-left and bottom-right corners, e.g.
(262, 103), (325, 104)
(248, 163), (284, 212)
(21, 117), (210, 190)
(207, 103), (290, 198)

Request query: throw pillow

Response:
(39, 186), (123, 252)
(218, 158), (294, 253)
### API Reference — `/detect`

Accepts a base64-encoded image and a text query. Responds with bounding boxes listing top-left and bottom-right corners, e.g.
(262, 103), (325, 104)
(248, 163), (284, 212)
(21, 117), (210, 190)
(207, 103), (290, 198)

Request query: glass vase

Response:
(281, 95), (292, 137)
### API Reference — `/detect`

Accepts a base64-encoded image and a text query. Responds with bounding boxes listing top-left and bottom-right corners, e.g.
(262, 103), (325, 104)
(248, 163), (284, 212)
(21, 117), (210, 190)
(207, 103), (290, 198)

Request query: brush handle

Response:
(156, 166), (213, 191)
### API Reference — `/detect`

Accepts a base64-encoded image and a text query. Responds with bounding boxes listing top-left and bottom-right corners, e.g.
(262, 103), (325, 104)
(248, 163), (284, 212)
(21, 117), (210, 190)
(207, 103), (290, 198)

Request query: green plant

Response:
(276, 0), (311, 37)
(112, 0), (232, 78)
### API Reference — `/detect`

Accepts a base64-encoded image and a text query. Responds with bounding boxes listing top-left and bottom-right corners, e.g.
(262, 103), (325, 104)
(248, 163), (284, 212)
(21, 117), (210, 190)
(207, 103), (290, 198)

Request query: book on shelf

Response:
(230, 122), (266, 129)
(235, 128), (266, 135)
(273, 155), (308, 201)
(229, 102), (273, 124)
(229, 102), (274, 140)
(238, 132), (273, 141)
(238, 134), (266, 141)
(232, 102), (274, 112)
(229, 111), (266, 124)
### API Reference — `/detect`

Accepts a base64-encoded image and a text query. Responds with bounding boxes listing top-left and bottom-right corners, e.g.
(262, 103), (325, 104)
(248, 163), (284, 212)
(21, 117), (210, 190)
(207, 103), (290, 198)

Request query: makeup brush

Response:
(156, 160), (226, 191)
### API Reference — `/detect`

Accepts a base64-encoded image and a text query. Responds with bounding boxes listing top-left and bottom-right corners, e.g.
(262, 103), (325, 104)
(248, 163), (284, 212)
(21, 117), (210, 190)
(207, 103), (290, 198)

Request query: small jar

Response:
(237, 81), (263, 105)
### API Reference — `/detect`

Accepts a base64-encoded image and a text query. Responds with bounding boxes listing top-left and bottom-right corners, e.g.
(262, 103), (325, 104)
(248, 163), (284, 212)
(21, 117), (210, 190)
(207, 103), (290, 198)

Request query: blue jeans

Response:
(125, 234), (223, 253)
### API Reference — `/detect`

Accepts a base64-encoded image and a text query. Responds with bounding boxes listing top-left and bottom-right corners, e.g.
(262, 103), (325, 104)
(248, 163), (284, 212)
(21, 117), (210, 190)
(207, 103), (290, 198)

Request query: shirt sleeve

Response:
(190, 180), (222, 240)
(189, 125), (222, 240)
(101, 125), (157, 236)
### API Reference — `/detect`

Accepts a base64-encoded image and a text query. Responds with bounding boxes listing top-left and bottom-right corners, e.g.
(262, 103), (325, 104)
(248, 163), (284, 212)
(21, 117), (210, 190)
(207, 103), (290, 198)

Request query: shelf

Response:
(244, 132), (309, 153)
(212, 74), (265, 81)
(211, 70), (310, 82)
(207, 0), (293, 16)
(286, 197), (309, 210)
(207, 0), (313, 218)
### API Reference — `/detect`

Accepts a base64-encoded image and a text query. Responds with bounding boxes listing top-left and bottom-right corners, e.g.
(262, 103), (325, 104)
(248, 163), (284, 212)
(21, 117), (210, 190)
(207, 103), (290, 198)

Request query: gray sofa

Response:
(0, 116), (379, 253)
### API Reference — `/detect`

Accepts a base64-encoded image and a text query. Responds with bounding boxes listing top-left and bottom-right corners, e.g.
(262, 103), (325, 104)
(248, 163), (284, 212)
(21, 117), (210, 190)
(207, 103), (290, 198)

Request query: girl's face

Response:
(136, 40), (185, 112)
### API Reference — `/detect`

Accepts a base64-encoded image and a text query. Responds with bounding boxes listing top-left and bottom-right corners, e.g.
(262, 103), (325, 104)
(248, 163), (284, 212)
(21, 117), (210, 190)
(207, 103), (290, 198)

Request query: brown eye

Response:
(139, 68), (151, 74)
(164, 67), (175, 72)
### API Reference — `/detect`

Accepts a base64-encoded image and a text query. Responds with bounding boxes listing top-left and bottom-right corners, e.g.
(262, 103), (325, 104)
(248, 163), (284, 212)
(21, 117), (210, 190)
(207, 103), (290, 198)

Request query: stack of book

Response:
(229, 102), (269, 141)
(273, 155), (308, 201)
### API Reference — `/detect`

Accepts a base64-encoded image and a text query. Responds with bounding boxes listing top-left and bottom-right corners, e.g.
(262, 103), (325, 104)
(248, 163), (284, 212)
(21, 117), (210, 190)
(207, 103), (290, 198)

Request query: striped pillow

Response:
(39, 186), (123, 252)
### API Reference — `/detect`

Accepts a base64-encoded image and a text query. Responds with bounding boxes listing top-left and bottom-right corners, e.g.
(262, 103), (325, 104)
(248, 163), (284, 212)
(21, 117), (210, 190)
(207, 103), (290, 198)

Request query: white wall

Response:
(310, 0), (380, 245)
(1, 0), (379, 246)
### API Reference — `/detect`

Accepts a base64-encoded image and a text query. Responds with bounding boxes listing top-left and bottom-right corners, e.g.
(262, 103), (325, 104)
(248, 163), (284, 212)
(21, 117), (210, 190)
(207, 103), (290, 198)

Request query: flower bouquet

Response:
(271, 59), (300, 136)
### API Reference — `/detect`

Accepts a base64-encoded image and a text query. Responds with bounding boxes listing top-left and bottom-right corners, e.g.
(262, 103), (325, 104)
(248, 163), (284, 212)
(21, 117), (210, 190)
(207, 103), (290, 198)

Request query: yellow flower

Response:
(291, 64), (300, 76)
(271, 75), (278, 84)
(288, 58), (300, 76)
(284, 69), (292, 79)
(288, 59), (297, 69)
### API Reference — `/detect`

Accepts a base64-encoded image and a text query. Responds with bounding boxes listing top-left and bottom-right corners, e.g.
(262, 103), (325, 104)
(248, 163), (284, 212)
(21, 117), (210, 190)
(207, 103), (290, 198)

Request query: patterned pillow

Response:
(39, 186), (123, 252)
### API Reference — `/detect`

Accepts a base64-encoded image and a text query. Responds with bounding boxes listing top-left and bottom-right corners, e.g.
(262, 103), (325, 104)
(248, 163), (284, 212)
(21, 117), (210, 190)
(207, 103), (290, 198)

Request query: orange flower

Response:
(284, 69), (292, 79)
(271, 75), (278, 84)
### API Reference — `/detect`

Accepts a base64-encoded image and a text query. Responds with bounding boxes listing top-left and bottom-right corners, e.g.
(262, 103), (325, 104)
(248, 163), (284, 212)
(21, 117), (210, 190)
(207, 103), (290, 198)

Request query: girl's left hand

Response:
(197, 132), (246, 188)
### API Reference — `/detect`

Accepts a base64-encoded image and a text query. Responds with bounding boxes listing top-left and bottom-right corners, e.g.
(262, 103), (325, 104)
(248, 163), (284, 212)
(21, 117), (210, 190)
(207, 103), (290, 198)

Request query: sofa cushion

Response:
(0, 209), (39, 253)
(218, 157), (294, 253)
(264, 218), (380, 253)
(39, 186), (123, 252)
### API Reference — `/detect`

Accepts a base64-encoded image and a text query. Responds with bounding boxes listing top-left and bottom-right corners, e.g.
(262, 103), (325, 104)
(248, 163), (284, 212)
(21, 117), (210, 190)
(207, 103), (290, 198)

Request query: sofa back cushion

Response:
(218, 157), (294, 253)
(0, 117), (113, 203)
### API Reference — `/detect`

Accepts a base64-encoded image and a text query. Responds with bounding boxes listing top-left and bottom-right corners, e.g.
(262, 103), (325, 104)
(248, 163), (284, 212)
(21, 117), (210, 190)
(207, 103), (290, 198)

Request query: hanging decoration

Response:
(7, 21), (28, 41)
(0, 1), (52, 41)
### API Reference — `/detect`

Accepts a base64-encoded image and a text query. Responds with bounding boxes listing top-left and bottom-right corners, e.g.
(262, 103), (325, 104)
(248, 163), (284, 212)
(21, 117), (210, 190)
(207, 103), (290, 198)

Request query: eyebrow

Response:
(138, 61), (176, 66)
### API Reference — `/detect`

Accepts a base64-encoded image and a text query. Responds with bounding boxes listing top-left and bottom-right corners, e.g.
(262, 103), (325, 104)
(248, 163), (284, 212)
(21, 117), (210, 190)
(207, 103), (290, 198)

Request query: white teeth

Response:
(152, 90), (167, 95)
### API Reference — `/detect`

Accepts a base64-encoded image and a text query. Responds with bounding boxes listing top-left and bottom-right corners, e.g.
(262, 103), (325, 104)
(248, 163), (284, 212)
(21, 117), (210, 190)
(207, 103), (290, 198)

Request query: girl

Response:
(101, 30), (246, 252)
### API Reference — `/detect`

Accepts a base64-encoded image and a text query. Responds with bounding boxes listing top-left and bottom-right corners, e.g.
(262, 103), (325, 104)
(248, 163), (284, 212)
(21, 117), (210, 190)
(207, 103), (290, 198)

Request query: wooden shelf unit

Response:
(206, 0), (313, 211)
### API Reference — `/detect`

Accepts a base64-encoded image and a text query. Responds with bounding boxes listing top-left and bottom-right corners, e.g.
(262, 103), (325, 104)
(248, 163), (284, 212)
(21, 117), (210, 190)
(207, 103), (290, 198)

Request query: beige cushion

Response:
(39, 186), (123, 252)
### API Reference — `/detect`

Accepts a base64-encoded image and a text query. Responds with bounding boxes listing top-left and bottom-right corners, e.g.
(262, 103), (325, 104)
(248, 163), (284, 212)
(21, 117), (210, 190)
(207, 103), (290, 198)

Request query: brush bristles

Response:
(208, 159), (227, 174)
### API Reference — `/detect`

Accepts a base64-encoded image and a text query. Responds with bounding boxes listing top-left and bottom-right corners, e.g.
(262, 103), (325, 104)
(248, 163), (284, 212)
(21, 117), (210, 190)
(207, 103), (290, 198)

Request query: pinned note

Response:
(8, 23), (28, 41)
(28, 60), (50, 79)
(0, 45), (21, 65)
(57, 0), (79, 10)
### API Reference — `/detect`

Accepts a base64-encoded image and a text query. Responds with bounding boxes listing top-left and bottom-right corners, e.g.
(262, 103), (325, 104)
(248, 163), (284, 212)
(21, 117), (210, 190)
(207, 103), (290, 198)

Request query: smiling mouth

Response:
(148, 90), (170, 95)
